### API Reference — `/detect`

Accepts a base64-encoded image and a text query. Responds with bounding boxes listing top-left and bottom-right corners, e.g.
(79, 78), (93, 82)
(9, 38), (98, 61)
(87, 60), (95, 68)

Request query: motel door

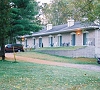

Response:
(33, 39), (35, 46)
(39, 38), (42, 47)
(50, 37), (53, 47)
(83, 33), (87, 45)
(25, 39), (27, 47)
(49, 37), (53, 47)
(58, 36), (62, 46)
(71, 34), (76, 46)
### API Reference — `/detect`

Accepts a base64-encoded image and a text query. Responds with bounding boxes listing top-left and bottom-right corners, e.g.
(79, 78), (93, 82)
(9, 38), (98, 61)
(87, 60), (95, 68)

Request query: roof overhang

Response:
(32, 26), (99, 37)
(17, 25), (99, 38)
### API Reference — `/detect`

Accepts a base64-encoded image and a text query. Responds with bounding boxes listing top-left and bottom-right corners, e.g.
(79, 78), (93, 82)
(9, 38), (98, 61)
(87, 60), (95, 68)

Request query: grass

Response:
(0, 60), (100, 90)
(16, 52), (98, 65)
(36, 46), (86, 50)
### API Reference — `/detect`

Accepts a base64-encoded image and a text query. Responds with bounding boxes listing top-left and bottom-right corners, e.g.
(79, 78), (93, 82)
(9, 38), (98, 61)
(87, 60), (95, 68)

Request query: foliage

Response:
(42, 0), (72, 25)
(71, 0), (95, 22)
(0, 0), (42, 59)
(94, 0), (100, 22)
(0, 60), (100, 90)
(0, 0), (10, 41)
(7, 0), (42, 43)
(41, 0), (100, 25)
(0, 0), (11, 60)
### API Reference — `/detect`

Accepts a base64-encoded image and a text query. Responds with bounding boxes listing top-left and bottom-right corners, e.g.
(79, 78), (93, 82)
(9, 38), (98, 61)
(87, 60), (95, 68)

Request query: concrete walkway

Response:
(5, 53), (100, 72)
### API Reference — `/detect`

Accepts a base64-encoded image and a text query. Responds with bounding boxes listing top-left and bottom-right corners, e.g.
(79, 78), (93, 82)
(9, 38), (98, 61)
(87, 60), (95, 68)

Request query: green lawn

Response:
(0, 60), (100, 90)
(16, 52), (98, 65)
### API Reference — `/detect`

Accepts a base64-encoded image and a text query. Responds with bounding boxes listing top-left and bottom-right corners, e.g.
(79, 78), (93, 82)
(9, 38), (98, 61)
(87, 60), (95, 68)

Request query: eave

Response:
(32, 26), (98, 37)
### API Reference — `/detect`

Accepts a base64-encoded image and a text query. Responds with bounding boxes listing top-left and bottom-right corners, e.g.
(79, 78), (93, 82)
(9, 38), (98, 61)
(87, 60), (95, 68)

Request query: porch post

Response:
(95, 29), (100, 57)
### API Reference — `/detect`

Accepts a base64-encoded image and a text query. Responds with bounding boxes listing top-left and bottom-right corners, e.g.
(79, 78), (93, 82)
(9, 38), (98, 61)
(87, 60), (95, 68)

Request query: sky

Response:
(36, 0), (51, 4)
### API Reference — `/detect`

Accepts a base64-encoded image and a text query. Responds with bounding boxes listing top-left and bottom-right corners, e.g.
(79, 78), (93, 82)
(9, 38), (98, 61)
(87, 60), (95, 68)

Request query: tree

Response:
(8, 0), (42, 43)
(41, 0), (100, 25)
(0, 0), (42, 60)
(0, 0), (11, 60)
(94, 0), (100, 24)
(71, 0), (96, 22)
(42, 0), (72, 25)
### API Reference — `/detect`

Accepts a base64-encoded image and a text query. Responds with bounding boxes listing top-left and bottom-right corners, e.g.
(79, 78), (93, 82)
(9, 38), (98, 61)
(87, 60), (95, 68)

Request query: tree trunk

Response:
(1, 37), (5, 60)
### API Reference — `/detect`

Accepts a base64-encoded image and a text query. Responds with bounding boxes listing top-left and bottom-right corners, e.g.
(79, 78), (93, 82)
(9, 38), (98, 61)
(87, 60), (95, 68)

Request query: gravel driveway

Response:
(5, 53), (100, 72)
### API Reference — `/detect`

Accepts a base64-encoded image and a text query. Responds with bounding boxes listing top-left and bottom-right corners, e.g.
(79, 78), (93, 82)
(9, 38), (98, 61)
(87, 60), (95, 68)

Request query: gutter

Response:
(32, 26), (98, 37)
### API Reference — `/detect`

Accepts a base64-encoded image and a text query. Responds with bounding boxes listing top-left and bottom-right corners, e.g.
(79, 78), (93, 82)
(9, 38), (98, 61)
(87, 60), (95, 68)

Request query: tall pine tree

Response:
(0, 0), (10, 60)
(8, 0), (42, 43)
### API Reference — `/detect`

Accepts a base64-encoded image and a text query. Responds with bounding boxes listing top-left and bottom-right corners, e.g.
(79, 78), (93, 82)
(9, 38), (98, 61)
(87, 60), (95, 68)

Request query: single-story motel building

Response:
(16, 20), (100, 58)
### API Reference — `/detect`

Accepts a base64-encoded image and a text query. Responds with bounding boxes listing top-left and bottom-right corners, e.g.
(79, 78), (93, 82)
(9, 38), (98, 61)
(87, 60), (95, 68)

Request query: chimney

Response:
(67, 19), (74, 27)
(47, 24), (52, 30)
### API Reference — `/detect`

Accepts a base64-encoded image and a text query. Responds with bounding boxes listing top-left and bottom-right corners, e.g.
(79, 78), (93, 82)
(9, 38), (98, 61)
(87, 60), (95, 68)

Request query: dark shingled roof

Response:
(32, 21), (99, 36)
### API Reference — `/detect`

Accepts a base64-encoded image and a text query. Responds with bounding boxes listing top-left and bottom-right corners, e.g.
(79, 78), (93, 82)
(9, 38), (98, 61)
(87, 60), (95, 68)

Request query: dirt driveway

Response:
(5, 53), (100, 72)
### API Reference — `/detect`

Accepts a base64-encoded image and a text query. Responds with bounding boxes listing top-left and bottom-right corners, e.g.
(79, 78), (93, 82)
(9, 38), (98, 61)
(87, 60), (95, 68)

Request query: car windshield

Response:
(5, 44), (12, 48)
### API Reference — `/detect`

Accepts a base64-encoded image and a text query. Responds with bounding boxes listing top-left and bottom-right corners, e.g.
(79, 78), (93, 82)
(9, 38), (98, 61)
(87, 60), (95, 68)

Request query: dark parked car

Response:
(97, 58), (100, 64)
(5, 44), (24, 52)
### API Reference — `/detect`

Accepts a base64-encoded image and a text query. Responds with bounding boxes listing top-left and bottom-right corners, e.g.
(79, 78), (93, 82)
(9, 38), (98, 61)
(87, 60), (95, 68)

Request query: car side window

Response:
(7, 45), (11, 48)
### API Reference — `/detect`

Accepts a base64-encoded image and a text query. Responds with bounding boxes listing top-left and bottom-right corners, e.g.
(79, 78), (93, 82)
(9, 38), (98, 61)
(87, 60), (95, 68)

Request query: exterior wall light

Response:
(78, 32), (80, 35)
(21, 36), (25, 41)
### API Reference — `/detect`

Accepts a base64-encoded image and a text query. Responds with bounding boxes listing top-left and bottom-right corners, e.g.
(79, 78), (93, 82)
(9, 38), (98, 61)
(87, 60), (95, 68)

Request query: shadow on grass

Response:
(0, 60), (19, 63)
